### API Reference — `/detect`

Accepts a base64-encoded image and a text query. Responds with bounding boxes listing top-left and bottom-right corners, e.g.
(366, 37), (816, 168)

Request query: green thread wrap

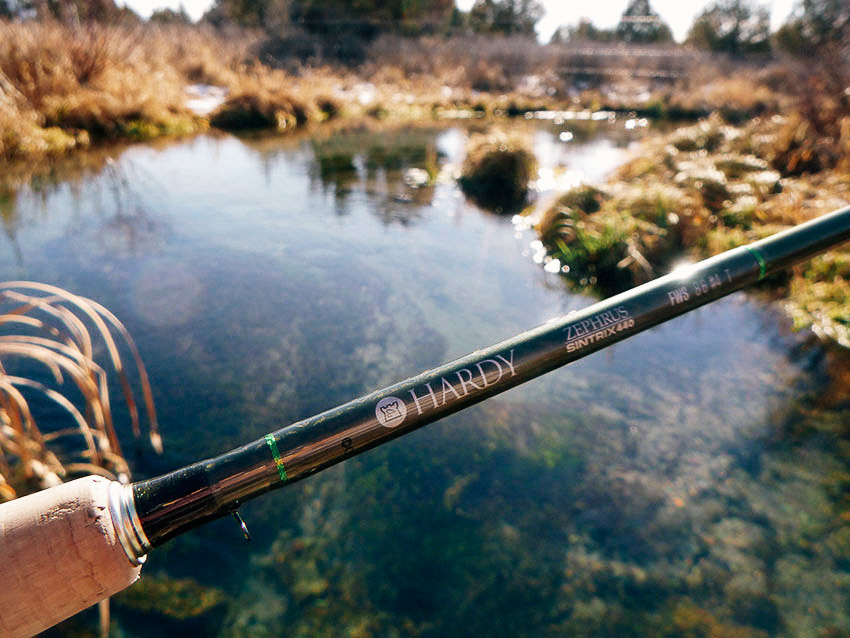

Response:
(265, 434), (288, 482)
(746, 246), (768, 280)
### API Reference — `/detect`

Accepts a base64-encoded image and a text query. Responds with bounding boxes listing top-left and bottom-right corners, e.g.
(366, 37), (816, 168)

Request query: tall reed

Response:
(0, 281), (159, 502)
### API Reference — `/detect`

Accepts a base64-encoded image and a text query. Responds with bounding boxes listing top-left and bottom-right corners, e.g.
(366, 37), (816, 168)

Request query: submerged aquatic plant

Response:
(0, 281), (160, 502)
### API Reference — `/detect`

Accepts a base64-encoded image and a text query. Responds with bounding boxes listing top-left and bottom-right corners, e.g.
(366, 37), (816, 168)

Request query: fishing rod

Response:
(2, 204), (850, 637)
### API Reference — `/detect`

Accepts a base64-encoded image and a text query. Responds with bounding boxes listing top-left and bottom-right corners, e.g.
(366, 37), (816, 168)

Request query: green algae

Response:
(114, 573), (229, 629)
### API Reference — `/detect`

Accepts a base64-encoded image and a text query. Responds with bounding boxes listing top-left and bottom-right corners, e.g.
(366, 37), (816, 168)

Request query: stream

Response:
(2, 118), (848, 637)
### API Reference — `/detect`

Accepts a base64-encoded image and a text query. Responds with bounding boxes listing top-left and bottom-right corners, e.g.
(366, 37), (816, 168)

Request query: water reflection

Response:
(66, 162), (167, 261)
(0, 149), (166, 275)
(309, 126), (441, 224)
(2, 121), (846, 638)
(0, 188), (24, 270)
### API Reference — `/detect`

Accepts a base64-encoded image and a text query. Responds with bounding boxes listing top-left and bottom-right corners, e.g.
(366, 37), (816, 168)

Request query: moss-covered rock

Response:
(458, 130), (536, 213)
(210, 93), (306, 132)
(536, 182), (691, 295)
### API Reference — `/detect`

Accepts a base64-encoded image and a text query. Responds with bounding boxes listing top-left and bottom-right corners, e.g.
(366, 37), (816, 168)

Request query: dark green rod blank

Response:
(131, 205), (850, 550)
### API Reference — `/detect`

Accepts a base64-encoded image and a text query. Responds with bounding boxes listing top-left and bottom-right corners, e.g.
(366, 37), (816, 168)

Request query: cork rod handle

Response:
(0, 476), (144, 637)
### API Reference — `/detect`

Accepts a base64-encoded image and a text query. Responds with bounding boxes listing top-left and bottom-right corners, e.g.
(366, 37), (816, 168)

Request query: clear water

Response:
(3, 120), (848, 637)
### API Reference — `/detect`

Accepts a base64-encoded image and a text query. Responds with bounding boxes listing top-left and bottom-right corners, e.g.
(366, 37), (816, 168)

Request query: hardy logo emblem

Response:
(375, 397), (407, 428)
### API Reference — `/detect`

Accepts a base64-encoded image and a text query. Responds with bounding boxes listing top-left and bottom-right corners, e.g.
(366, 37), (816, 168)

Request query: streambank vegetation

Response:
(0, 18), (793, 161)
(0, 0), (844, 154)
(533, 104), (850, 347)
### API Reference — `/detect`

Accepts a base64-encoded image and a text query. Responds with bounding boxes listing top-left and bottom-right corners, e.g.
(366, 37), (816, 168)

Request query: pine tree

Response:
(615, 0), (673, 44)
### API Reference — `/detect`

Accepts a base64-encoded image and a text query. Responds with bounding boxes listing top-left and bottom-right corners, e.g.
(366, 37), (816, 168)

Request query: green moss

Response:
(700, 228), (749, 254)
(537, 182), (691, 295)
(621, 187), (684, 227)
(537, 201), (635, 293)
(0, 122), (79, 160)
(118, 114), (206, 142)
(637, 98), (667, 120)
(121, 119), (161, 141)
(40, 126), (79, 152)
(792, 252), (850, 315)
(533, 111), (850, 352)
(719, 202), (757, 230)
(804, 251), (850, 281)
(787, 252), (850, 347)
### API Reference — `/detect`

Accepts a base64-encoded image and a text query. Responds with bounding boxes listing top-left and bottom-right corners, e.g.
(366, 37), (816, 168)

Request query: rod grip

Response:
(0, 476), (143, 637)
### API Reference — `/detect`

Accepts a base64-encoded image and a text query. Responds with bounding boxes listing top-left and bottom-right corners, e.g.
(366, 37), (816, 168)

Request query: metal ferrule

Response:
(108, 480), (151, 565)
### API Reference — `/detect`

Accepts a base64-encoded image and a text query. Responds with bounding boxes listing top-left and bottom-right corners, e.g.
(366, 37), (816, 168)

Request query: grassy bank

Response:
(0, 21), (328, 158)
(0, 20), (792, 162)
(535, 111), (850, 347)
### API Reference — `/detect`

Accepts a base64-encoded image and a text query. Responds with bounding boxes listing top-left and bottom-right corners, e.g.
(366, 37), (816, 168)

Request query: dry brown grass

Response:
(364, 35), (700, 99)
(154, 24), (262, 88)
(0, 21), (258, 154)
(0, 20), (352, 147)
(0, 20), (820, 164)
(360, 35), (791, 123)
(365, 34), (548, 86)
(535, 107), (850, 346)
(0, 100), (78, 159)
(0, 282), (159, 502)
(671, 73), (781, 120)
(0, 22), (171, 114)
(209, 65), (343, 131)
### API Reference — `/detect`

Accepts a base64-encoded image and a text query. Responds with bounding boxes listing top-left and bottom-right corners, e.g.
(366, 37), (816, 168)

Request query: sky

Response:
(528, 0), (796, 42)
(120, 0), (797, 43)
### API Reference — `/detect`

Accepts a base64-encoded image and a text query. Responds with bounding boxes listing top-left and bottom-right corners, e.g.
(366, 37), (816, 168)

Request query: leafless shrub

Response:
(68, 23), (141, 85)
(365, 34), (556, 91)
(768, 44), (850, 175)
